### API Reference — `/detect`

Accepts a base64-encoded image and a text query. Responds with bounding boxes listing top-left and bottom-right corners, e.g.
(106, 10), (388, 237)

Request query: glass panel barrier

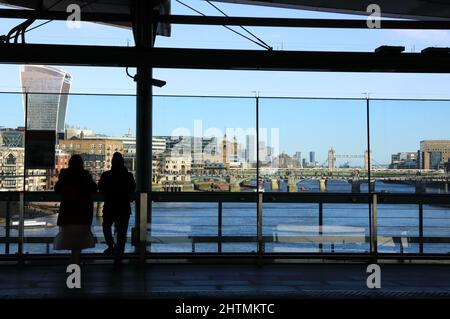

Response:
(322, 203), (370, 253)
(153, 96), (257, 192)
(222, 202), (257, 253)
(0, 198), (19, 255)
(150, 202), (218, 253)
(0, 92), (25, 192)
(259, 98), (369, 193)
(151, 96), (257, 253)
(63, 93), (136, 254)
(377, 204), (419, 253)
(264, 203), (370, 253)
(20, 93), (136, 254)
(371, 99), (450, 255)
(1, 92), (24, 255)
(423, 204), (450, 254)
(370, 99), (450, 194)
(259, 98), (370, 252)
(264, 203), (320, 253)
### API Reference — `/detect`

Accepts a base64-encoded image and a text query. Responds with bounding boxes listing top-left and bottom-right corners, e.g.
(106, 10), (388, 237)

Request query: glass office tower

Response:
(20, 65), (72, 139)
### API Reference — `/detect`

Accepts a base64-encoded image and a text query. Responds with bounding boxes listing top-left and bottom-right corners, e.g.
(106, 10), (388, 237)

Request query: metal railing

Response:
(2, 191), (450, 262)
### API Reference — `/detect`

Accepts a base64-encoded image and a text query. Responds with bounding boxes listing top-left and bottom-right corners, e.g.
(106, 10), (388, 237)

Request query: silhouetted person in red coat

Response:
(99, 152), (136, 267)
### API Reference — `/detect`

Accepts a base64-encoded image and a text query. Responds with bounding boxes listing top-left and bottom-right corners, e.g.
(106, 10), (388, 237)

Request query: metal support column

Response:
(133, 0), (154, 262)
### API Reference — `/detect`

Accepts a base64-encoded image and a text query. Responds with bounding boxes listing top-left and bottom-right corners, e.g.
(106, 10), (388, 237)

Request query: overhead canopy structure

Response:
(0, 0), (171, 35)
(2, 0), (450, 25)
(215, 0), (450, 20)
(4, 0), (450, 19)
(1, 0), (450, 39)
(0, 0), (450, 73)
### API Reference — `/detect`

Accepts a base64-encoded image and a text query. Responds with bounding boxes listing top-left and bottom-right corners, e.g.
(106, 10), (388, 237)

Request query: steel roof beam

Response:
(2, 10), (450, 29)
(1, 44), (450, 73)
(158, 14), (450, 30)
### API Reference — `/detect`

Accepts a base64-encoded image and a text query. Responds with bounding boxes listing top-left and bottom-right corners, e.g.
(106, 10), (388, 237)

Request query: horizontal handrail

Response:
(1, 191), (450, 205)
(3, 91), (450, 101)
(3, 235), (450, 244)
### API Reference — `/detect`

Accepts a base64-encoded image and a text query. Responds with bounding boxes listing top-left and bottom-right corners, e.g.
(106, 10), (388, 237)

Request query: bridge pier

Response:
(415, 181), (426, 194)
(319, 179), (327, 192)
(287, 178), (297, 192)
(369, 181), (376, 193)
(228, 176), (241, 192)
(163, 184), (183, 192)
(229, 182), (241, 192)
(271, 179), (279, 191)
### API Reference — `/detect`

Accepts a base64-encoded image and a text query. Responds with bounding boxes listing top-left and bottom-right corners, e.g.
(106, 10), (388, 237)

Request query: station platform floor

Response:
(1, 262), (450, 299)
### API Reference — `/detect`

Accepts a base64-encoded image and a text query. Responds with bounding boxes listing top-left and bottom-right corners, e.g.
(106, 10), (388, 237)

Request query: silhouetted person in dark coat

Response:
(99, 152), (136, 266)
(54, 155), (97, 265)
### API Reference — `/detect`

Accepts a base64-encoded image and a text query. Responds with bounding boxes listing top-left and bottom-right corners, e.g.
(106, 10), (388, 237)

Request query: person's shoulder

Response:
(100, 170), (112, 178)
(57, 168), (70, 179)
(59, 168), (70, 175)
(127, 172), (136, 182)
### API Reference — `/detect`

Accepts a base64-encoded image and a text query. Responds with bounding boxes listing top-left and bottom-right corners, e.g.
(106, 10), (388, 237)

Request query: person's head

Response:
(68, 155), (84, 172)
(111, 152), (125, 170)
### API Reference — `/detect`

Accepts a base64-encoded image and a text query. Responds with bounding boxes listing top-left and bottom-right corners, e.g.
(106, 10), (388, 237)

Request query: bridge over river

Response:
(190, 168), (450, 193)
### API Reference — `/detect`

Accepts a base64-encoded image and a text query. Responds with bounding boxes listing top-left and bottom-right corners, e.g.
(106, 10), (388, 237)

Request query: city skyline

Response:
(2, 122), (446, 169)
(3, 92), (450, 165)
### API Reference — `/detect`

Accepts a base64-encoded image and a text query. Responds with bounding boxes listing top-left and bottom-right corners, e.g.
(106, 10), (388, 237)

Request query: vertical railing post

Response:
(218, 201), (223, 253)
(371, 194), (378, 256)
(5, 197), (10, 254)
(257, 192), (263, 261)
(419, 203), (424, 254)
(319, 201), (323, 253)
(366, 96), (374, 256)
(18, 192), (24, 264)
(139, 192), (148, 264)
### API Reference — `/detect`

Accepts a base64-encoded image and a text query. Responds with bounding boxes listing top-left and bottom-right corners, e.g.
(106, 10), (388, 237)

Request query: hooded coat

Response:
(98, 161), (136, 217)
(55, 168), (98, 226)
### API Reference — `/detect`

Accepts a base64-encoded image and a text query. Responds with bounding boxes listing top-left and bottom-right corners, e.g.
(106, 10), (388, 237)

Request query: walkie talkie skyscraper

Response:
(20, 65), (72, 140)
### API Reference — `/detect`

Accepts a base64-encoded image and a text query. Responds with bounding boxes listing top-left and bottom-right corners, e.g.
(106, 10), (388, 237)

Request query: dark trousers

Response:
(103, 213), (130, 260)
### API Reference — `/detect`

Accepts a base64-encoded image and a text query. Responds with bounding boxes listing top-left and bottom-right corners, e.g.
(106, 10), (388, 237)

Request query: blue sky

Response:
(1, 0), (450, 164)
